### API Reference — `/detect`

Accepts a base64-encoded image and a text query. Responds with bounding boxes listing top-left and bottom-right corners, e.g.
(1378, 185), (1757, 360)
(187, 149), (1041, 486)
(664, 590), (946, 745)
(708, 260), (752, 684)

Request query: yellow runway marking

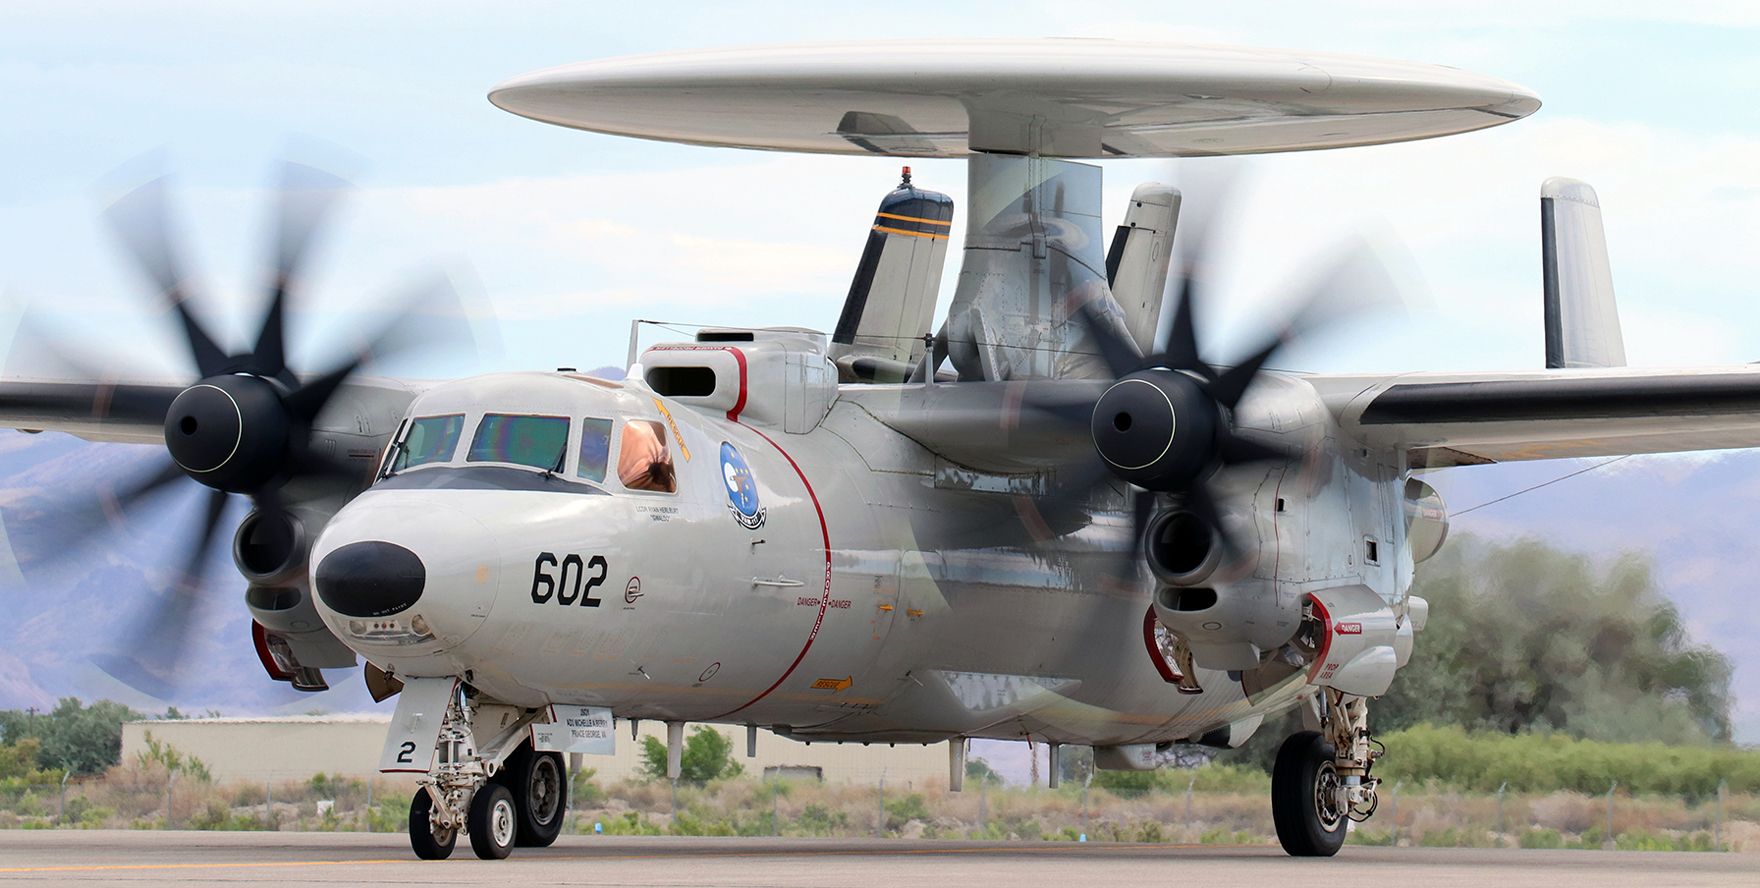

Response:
(0, 858), (406, 874)
(0, 843), (1232, 874)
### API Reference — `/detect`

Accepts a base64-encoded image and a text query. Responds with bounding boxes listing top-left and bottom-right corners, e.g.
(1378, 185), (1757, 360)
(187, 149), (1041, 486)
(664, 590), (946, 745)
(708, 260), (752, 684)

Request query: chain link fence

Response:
(3, 766), (1754, 852)
(0, 770), (412, 833)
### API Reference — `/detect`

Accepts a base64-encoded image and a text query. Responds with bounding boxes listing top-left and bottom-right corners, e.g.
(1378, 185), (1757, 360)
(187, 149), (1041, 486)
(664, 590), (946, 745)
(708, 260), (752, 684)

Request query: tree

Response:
(965, 756), (1002, 785)
(1222, 535), (1735, 770)
(0, 698), (141, 775)
(1377, 536), (1732, 743)
(639, 726), (744, 784)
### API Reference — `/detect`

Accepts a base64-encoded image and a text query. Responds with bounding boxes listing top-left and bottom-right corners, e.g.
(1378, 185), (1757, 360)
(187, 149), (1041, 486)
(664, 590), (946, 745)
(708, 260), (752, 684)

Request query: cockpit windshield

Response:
(390, 414), (465, 473)
(577, 418), (613, 484)
(468, 414), (570, 471)
(380, 403), (677, 495)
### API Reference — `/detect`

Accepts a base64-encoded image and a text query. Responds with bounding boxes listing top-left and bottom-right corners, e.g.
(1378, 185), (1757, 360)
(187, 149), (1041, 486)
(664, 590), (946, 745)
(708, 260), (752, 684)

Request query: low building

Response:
(121, 716), (948, 788)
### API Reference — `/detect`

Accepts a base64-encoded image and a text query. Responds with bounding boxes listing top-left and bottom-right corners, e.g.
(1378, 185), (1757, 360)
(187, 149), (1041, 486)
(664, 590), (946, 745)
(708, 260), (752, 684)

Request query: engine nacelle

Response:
(1404, 478), (1449, 563)
(1152, 580), (1303, 671)
(238, 505), (357, 679)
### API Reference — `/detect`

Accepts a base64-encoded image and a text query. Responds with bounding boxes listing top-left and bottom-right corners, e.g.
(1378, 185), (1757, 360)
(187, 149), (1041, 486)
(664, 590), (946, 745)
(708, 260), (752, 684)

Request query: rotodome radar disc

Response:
(489, 39), (1540, 158)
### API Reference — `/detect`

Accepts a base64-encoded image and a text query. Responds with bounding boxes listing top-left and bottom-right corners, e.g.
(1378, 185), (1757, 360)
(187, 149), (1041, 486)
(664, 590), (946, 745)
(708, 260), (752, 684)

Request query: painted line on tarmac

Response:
(0, 842), (1246, 875)
(0, 858), (406, 874)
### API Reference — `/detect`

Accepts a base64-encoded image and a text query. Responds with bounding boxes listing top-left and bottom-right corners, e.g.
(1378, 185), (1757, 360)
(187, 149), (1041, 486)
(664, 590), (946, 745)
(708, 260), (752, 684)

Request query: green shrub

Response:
(1349, 827), (1395, 845)
(883, 793), (930, 831)
(794, 803), (847, 836)
(600, 811), (662, 836)
(571, 767), (606, 806)
(1520, 827), (1565, 849)
(1375, 724), (1760, 795)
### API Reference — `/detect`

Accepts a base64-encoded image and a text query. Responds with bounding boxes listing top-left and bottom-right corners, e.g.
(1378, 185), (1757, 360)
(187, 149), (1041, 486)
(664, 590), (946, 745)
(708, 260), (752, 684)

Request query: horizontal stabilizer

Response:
(1541, 177), (1625, 369)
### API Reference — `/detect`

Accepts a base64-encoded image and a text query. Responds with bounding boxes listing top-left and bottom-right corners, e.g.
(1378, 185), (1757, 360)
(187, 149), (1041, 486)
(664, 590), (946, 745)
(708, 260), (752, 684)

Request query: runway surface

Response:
(0, 831), (1754, 887)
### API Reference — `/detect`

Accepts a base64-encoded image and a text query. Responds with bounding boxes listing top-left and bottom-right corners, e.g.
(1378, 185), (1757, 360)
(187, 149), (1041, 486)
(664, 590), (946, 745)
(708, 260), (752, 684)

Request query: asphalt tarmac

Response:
(0, 831), (1754, 887)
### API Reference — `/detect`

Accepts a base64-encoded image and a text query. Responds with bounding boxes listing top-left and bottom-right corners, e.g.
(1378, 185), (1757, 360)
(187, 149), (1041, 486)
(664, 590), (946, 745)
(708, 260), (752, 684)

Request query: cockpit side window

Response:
(468, 414), (570, 471)
(577, 418), (613, 484)
(393, 414), (465, 473)
(617, 419), (676, 493)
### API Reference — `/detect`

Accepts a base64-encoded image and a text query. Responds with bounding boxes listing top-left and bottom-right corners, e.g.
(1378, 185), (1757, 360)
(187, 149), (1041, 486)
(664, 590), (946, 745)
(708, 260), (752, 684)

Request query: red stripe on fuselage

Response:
(725, 347), (748, 422)
(710, 422), (832, 719)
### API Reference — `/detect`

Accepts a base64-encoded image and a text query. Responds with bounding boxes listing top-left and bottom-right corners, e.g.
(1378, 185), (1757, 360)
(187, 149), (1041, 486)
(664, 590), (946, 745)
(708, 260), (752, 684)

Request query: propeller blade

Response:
(105, 489), (232, 697)
(252, 163), (349, 379)
(1072, 298), (1139, 378)
(42, 459), (190, 557)
(1158, 280), (1203, 372)
(1219, 430), (1302, 466)
(102, 177), (229, 378)
(0, 381), (181, 427)
(1127, 487), (1154, 564)
(288, 269), (486, 423)
(1017, 384), (1098, 435)
(284, 358), (355, 424)
(290, 447), (368, 486)
(1208, 333), (1285, 409)
(1182, 482), (1242, 565)
(94, 487), (232, 699)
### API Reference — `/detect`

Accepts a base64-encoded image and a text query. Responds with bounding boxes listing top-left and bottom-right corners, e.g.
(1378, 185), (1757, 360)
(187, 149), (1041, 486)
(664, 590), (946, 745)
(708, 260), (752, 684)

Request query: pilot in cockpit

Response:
(616, 419), (676, 493)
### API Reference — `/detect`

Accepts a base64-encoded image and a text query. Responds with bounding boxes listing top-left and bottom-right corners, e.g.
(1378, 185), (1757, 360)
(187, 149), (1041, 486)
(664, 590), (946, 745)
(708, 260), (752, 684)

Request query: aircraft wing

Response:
(0, 376), (424, 447)
(0, 378), (184, 444)
(1312, 366), (1760, 468)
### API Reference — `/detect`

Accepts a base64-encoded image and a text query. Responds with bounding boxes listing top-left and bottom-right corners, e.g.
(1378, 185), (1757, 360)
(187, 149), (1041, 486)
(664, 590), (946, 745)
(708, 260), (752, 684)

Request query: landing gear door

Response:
(378, 676), (458, 773)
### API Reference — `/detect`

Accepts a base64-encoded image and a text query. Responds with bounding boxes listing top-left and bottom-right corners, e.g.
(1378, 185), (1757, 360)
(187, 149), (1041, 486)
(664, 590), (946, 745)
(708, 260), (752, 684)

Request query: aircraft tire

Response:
(1271, 731), (1347, 857)
(468, 783), (518, 860)
(498, 745), (568, 847)
(408, 789), (456, 860)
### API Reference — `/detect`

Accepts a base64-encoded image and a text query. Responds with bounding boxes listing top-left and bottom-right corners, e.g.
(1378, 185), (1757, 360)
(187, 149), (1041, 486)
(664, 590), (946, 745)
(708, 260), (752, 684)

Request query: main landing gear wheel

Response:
(1272, 731), (1348, 857)
(408, 789), (456, 860)
(497, 746), (567, 847)
(469, 783), (518, 860)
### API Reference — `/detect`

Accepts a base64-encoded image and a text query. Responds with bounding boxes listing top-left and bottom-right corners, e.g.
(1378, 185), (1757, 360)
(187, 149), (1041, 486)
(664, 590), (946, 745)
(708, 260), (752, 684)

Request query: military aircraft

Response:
(3, 39), (1752, 860)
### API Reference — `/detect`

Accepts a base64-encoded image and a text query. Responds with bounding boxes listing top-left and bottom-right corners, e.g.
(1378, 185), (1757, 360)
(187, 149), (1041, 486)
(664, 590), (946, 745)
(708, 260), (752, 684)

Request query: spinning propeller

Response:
(16, 161), (475, 698)
(1024, 172), (1401, 578)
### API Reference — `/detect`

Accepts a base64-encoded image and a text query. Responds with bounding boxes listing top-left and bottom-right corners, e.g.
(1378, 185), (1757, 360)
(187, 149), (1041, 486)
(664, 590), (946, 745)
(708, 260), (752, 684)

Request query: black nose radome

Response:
(314, 541), (426, 618)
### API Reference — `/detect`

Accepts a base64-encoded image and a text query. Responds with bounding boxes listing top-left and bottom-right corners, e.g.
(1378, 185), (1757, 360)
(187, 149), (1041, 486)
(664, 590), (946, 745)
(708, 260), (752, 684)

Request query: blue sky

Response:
(3, 3), (1760, 755)
(3, 2), (1758, 377)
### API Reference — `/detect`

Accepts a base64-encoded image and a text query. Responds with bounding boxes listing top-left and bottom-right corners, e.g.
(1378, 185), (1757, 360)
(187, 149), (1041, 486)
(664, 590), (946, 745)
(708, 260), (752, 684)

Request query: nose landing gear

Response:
(401, 684), (565, 861)
(1272, 690), (1382, 857)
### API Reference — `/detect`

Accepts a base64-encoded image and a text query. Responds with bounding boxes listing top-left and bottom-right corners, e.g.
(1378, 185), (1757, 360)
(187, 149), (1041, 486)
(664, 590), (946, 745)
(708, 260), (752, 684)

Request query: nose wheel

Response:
(408, 788), (458, 860)
(468, 783), (519, 860)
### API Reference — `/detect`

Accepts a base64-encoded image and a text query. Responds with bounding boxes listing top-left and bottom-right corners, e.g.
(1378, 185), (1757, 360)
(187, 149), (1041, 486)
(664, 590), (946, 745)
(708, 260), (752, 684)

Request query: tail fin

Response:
(1541, 177), (1625, 368)
(829, 167), (954, 381)
(1105, 183), (1180, 353)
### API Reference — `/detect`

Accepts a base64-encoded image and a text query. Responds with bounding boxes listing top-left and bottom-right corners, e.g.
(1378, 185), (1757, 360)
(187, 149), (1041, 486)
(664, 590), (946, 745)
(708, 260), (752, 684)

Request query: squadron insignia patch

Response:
(720, 442), (766, 530)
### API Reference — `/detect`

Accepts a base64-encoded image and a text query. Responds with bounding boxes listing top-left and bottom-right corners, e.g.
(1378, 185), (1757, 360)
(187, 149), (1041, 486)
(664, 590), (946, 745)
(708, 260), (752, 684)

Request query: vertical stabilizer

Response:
(829, 168), (953, 380)
(943, 154), (1134, 381)
(1541, 177), (1625, 368)
(1105, 183), (1181, 353)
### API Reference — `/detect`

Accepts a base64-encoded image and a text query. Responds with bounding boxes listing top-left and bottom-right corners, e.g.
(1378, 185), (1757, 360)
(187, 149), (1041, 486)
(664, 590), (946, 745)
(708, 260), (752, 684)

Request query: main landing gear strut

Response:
(408, 686), (569, 860)
(1272, 689), (1382, 856)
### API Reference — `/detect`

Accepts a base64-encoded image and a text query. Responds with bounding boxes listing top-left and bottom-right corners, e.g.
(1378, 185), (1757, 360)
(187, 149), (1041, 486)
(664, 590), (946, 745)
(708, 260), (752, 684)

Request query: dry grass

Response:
(1, 765), (1753, 852)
